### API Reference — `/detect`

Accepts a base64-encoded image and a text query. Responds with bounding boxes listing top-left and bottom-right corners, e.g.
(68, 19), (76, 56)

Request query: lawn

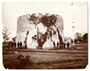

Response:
(2, 43), (88, 69)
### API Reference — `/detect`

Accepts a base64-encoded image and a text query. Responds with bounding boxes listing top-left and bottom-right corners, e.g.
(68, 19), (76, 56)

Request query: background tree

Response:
(41, 14), (63, 43)
(74, 39), (77, 44)
(2, 27), (11, 42)
(83, 33), (88, 43)
(74, 32), (83, 43)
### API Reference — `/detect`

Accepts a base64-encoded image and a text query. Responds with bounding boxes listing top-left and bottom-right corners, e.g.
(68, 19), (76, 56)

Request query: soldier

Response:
(50, 30), (52, 41)
(62, 43), (65, 49)
(18, 42), (20, 48)
(67, 42), (70, 49)
(11, 41), (13, 49)
(57, 41), (60, 49)
(14, 42), (16, 49)
(60, 42), (62, 49)
(24, 40), (27, 49)
(8, 42), (11, 49)
(20, 41), (22, 48)
(25, 43), (27, 49)
(63, 43), (65, 49)
(53, 41), (55, 48)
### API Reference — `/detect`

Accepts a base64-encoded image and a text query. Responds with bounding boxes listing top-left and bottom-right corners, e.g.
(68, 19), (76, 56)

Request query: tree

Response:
(41, 14), (57, 27)
(29, 13), (40, 25)
(74, 32), (83, 43)
(2, 27), (11, 42)
(28, 13), (63, 49)
(42, 14), (63, 42)
(83, 33), (88, 43)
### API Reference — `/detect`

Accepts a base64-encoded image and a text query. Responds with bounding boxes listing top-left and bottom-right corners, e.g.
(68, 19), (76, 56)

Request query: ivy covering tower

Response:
(17, 13), (64, 49)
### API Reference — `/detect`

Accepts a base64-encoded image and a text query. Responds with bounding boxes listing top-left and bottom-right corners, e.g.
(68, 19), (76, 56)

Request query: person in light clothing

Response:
(52, 33), (59, 49)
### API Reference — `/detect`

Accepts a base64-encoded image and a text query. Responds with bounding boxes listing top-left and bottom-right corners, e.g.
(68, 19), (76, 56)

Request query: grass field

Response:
(2, 43), (88, 69)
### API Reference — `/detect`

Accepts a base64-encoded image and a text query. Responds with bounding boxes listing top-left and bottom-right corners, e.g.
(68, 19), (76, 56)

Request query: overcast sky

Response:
(2, 2), (88, 39)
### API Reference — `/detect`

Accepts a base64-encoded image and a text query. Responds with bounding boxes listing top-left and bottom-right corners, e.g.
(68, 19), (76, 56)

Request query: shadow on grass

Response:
(3, 54), (34, 69)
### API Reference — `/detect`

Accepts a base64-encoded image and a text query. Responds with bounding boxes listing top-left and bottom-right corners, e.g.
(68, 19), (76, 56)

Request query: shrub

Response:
(3, 54), (33, 69)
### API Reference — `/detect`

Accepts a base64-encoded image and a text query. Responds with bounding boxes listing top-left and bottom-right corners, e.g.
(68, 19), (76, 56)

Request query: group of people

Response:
(17, 42), (22, 48)
(36, 27), (71, 49)
(8, 41), (22, 49)
(8, 41), (16, 49)
(53, 41), (70, 49)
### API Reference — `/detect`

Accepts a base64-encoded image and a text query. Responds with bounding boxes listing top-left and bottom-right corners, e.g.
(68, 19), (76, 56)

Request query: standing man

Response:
(8, 42), (10, 49)
(20, 41), (22, 48)
(67, 42), (70, 49)
(14, 42), (16, 49)
(49, 29), (52, 41)
(25, 43), (27, 49)
(24, 40), (27, 49)
(53, 41), (55, 48)
(63, 43), (65, 49)
(18, 42), (19, 48)
(11, 41), (13, 49)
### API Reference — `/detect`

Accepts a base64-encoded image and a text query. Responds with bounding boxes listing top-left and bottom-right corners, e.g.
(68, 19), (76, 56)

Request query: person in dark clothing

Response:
(14, 42), (16, 49)
(60, 44), (61, 49)
(62, 43), (65, 49)
(53, 41), (55, 48)
(18, 42), (20, 48)
(25, 43), (27, 49)
(20, 42), (22, 48)
(24, 40), (27, 49)
(67, 42), (70, 49)
(8, 42), (11, 49)
(37, 38), (42, 49)
(61, 43), (63, 49)
(63, 43), (65, 49)
(11, 42), (13, 49)
(15, 42), (16, 48)
(60, 42), (63, 49)
(57, 42), (60, 49)
(49, 30), (52, 41)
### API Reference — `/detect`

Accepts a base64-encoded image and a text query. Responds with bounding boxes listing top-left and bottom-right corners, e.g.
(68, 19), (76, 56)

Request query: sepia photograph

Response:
(2, 2), (88, 69)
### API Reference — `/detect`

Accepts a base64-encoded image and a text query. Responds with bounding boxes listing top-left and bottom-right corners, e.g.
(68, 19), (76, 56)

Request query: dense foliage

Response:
(29, 13), (63, 49)
(83, 33), (88, 43)
(41, 14), (57, 27)
(29, 13), (57, 27)
(2, 27), (11, 42)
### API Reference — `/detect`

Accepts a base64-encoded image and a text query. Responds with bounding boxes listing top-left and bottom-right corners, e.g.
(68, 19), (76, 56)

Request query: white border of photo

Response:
(0, 0), (89, 71)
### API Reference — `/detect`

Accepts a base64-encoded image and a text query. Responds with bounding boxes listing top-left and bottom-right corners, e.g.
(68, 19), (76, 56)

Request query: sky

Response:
(2, 2), (88, 39)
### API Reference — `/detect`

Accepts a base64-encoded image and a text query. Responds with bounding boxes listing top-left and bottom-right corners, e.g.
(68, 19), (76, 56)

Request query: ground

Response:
(2, 43), (88, 69)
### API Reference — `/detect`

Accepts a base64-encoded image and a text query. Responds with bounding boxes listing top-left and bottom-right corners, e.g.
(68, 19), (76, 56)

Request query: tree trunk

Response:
(53, 25), (63, 43)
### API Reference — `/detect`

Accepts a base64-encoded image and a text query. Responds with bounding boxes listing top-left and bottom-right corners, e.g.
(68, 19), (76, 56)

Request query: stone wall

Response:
(55, 15), (64, 42)
(17, 14), (34, 47)
(17, 13), (64, 49)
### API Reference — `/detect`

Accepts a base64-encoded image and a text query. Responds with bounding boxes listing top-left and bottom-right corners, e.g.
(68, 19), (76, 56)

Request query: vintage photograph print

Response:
(2, 2), (88, 69)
